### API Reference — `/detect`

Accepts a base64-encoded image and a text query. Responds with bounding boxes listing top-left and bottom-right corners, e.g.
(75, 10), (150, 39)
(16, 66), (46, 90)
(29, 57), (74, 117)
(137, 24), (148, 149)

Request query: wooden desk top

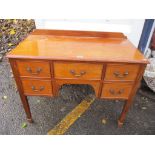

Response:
(7, 29), (148, 64)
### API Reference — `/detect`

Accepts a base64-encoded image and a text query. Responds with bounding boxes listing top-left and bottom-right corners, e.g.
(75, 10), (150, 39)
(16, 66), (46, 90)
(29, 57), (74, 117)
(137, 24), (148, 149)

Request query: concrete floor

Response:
(0, 57), (155, 135)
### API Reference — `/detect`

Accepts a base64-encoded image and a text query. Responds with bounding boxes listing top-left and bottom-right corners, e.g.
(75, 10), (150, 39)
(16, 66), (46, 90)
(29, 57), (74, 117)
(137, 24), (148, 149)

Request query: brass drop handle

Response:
(113, 71), (129, 78)
(26, 67), (42, 75)
(70, 70), (86, 77)
(109, 89), (124, 95)
(118, 89), (124, 94)
(31, 86), (45, 92)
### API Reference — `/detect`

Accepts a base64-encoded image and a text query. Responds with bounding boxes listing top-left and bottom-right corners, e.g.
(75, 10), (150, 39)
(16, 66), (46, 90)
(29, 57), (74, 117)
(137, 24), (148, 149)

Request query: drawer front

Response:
(16, 60), (51, 78)
(105, 64), (139, 81)
(54, 62), (103, 80)
(101, 82), (133, 99)
(22, 79), (52, 95)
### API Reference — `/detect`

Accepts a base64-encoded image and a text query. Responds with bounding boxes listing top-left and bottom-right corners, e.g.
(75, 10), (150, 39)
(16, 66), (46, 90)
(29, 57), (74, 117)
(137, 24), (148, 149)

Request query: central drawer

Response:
(53, 62), (103, 80)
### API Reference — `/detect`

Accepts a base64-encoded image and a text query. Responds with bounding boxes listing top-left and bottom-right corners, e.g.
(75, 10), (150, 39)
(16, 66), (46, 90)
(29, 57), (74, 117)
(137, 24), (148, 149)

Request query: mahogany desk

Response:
(7, 29), (148, 126)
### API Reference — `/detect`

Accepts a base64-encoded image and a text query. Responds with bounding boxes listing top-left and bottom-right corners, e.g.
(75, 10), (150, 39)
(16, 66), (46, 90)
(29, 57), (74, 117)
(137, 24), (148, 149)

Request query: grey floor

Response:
(0, 57), (155, 135)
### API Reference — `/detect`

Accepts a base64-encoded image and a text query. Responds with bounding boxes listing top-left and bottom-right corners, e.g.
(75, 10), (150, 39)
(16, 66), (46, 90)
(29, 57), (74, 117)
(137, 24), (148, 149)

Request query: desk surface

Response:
(7, 29), (148, 64)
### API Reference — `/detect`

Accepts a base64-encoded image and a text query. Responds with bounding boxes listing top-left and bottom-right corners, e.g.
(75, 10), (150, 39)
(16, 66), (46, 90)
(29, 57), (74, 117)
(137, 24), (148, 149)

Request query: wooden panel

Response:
(118, 64), (147, 125)
(54, 62), (103, 80)
(31, 29), (127, 38)
(101, 82), (133, 99)
(9, 59), (32, 121)
(6, 30), (148, 64)
(16, 60), (51, 78)
(22, 79), (52, 96)
(105, 64), (139, 81)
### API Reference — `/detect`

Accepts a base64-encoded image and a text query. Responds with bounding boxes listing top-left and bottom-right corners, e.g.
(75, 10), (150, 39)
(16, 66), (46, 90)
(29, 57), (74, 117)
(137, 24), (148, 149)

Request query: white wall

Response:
(35, 19), (144, 47)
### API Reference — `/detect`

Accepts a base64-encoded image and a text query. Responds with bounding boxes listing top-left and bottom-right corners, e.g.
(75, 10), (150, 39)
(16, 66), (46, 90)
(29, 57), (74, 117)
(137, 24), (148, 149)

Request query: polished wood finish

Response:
(31, 29), (127, 38)
(16, 60), (51, 78)
(22, 79), (53, 96)
(54, 62), (103, 80)
(105, 64), (140, 81)
(101, 82), (133, 99)
(9, 59), (33, 122)
(118, 64), (147, 127)
(7, 30), (148, 64)
(7, 29), (148, 127)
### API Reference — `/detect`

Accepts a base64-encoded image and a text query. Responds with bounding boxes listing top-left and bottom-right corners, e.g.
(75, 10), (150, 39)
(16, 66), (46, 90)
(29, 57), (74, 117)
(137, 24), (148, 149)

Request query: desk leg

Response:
(9, 59), (33, 123)
(20, 94), (33, 123)
(118, 64), (146, 127)
(53, 82), (61, 96)
(118, 98), (133, 127)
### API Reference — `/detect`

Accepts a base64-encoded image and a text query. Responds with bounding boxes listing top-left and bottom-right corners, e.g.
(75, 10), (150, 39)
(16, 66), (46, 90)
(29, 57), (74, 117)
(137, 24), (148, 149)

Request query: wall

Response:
(35, 19), (144, 47)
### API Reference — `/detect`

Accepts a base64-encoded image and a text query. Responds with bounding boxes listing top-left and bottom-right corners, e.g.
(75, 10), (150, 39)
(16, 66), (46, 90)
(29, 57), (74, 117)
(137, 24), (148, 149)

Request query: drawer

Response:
(101, 82), (133, 99)
(16, 60), (51, 78)
(54, 62), (103, 80)
(105, 64), (139, 81)
(21, 79), (52, 96)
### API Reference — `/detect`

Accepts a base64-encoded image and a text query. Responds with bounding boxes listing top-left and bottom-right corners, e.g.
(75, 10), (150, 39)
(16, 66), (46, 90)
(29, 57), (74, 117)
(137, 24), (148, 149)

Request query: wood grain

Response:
(101, 82), (133, 99)
(54, 62), (103, 80)
(16, 60), (51, 78)
(31, 29), (127, 38)
(6, 30), (148, 64)
(7, 29), (149, 126)
(105, 64), (140, 81)
(21, 79), (53, 96)
(118, 64), (147, 126)
(9, 59), (32, 122)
